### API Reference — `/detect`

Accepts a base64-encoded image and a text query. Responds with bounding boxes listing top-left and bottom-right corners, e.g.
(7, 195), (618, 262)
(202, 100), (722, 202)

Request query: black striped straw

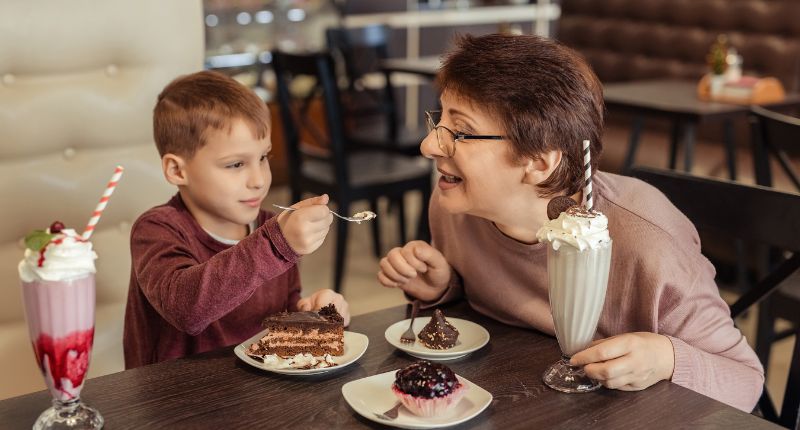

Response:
(583, 140), (593, 211)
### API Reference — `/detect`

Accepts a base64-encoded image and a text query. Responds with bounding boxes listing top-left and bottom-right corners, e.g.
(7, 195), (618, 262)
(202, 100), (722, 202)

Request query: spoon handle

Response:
(272, 204), (296, 212)
(272, 204), (373, 223)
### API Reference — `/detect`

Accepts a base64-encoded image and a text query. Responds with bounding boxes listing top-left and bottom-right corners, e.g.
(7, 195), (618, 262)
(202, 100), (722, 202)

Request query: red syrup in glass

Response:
(32, 328), (94, 399)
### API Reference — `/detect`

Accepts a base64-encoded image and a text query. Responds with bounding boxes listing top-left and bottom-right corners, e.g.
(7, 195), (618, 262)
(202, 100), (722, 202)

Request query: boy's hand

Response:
(570, 332), (675, 391)
(277, 194), (333, 255)
(297, 289), (351, 326)
(378, 240), (452, 302)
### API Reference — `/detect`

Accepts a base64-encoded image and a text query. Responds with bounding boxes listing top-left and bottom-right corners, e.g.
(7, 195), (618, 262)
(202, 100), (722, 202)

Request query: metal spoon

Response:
(272, 204), (377, 223)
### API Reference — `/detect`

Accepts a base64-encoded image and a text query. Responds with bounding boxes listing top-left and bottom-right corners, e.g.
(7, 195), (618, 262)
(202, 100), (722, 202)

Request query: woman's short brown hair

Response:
(437, 34), (604, 197)
(153, 70), (270, 158)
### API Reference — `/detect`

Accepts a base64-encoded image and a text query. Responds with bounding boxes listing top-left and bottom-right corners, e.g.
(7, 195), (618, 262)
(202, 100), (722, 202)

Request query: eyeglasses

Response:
(424, 110), (505, 157)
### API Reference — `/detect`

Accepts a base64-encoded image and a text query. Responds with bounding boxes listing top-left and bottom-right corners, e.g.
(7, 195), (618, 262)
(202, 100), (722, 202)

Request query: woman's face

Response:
(421, 91), (532, 219)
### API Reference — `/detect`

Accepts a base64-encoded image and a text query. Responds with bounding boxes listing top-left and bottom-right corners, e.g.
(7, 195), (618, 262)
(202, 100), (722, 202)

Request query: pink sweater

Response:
(427, 172), (763, 412)
(123, 194), (301, 368)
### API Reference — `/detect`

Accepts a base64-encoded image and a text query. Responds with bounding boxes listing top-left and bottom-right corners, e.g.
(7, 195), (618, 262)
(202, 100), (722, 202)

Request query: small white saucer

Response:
(234, 329), (368, 375)
(342, 369), (492, 429)
(384, 317), (490, 361)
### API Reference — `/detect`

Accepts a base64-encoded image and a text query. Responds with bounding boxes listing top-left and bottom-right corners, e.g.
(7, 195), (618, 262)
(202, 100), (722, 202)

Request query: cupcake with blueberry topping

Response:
(391, 361), (468, 417)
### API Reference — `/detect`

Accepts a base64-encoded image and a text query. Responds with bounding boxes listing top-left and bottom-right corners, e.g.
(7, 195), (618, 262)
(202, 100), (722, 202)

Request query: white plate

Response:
(234, 329), (368, 375)
(342, 369), (492, 429)
(384, 317), (490, 361)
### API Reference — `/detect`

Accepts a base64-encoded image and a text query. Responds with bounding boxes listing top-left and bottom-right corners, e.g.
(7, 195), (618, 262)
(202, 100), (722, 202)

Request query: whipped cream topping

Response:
(536, 206), (611, 251)
(19, 229), (97, 282)
(259, 353), (337, 369)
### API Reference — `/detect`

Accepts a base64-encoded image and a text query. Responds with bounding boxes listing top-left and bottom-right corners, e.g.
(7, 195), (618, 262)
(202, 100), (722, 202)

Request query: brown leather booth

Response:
(556, 0), (800, 185)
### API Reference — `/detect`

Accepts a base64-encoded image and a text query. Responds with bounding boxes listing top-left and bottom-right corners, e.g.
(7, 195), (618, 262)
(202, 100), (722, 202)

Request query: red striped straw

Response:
(81, 165), (124, 241)
(583, 140), (593, 211)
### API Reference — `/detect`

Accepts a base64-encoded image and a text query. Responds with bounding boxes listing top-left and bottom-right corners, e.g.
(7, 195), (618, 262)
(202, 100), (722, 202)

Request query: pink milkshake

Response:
(19, 222), (103, 429)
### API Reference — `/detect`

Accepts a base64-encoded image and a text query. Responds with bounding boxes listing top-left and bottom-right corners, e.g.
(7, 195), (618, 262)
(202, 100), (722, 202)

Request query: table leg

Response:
(669, 122), (681, 170)
(622, 116), (644, 174)
(723, 119), (737, 180)
(682, 122), (696, 172)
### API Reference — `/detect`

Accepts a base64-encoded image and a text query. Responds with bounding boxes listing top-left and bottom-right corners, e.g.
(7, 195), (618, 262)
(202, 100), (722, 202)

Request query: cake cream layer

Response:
(261, 328), (342, 338)
(262, 329), (340, 338)
(265, 341), (342, 348)
(256, 329), (344, 357)
(254, 305), (346, 357)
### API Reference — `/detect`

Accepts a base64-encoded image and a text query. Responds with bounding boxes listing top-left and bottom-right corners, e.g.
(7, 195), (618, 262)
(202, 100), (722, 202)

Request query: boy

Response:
(123, 71), (349, 368)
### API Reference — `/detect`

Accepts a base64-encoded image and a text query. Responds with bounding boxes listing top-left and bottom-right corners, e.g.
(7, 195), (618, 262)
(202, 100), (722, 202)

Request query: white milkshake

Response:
(537, 205), (612, 393)
(19, 224), (103, 429)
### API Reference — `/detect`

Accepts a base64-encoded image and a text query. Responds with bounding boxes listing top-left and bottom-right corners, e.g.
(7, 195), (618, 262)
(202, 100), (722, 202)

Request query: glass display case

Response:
(205, 0), (339, 56)
(204, 0), (339, 94)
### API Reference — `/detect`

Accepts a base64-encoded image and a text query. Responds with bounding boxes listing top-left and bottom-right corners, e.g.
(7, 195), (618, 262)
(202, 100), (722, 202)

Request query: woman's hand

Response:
(569, 332), (675, 391)
(377, 240), (452, 302)
(296, 289), (350, 326)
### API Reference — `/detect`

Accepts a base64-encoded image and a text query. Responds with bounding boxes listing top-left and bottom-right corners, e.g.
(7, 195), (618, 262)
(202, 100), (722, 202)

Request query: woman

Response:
(377, 34), (763, 412)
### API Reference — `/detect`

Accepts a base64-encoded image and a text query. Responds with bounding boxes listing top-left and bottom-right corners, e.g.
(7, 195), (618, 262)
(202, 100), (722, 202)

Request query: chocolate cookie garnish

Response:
(318, 303), (344, 324)
(417, 309), (459, 349)
(547, 196), (578, 220)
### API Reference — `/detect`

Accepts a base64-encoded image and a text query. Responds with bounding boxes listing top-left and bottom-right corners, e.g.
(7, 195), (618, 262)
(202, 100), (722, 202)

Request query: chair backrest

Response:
(750, 106), (800, 192)
(630, 166), (800, 429)
(326, 24), (392, 89)
(325, 24), (399, 137)
(0, 0), (203, 323)
(271, 50), (350, 188)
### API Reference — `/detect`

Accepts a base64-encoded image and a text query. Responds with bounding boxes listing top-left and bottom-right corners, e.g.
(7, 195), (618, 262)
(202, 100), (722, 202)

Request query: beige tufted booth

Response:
(0, 0), (203, 399)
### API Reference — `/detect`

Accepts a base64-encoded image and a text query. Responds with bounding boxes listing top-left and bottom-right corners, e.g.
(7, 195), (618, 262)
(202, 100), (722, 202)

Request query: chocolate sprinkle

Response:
(547, 196), (578, 220)
(566, 205), (598, 218)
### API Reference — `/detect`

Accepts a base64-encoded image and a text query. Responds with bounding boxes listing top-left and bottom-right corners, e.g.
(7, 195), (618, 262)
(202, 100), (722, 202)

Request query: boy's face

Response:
(172, 118), (272, 240)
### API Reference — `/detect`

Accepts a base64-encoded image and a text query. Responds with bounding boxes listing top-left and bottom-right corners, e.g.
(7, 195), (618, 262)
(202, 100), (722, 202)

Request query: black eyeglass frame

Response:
(424, 110), (505, 157)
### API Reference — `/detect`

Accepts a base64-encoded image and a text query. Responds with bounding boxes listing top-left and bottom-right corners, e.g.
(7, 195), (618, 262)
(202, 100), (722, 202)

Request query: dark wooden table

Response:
(0, 301), (779, 429)
(603, 79), (800, 179)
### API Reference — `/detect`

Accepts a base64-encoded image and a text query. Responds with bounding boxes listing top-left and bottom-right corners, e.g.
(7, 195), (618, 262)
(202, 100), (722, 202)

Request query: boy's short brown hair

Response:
(153, 70), (270, 158)
(437, 34), (604, 197)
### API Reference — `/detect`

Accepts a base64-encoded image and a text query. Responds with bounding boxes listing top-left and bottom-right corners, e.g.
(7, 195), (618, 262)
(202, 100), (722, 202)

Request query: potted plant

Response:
(706, 34), (728, 95)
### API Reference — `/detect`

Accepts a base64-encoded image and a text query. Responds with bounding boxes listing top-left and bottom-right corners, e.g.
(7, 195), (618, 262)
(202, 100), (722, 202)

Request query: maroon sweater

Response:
(123, 194), (301, 368)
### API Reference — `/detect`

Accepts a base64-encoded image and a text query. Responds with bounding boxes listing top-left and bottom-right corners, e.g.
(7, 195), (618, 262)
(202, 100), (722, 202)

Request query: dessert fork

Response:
(400, 300), (419, 344)
(374, 402), (402, 421)
(272, 204), (376, 223)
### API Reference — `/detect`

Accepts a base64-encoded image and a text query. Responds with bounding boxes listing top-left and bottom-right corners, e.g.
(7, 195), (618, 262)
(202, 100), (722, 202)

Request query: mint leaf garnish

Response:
(24, 230), (54, 252)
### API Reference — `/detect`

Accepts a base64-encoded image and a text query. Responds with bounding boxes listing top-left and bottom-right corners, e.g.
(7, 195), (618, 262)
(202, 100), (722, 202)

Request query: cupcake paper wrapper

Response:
(391, 382), (468, 417)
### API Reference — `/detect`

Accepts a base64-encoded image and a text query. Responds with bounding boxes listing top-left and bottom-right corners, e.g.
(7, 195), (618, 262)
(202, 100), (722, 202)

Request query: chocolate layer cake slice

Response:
(252, 304), (344, 357)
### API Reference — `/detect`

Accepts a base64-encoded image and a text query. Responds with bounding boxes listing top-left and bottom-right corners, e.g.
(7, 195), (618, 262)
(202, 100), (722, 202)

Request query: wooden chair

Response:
(750, 106), (800, 192)
(271, 50), (433, 293)
(630, 166), (800, 429)
(749, 104), (800, 388)
(325, 24), (429, 157)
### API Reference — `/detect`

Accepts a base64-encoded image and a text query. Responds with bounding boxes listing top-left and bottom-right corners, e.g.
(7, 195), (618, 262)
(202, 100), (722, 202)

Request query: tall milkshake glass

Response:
(19, 225), (104, 429)
(537, 206), (612, 393)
